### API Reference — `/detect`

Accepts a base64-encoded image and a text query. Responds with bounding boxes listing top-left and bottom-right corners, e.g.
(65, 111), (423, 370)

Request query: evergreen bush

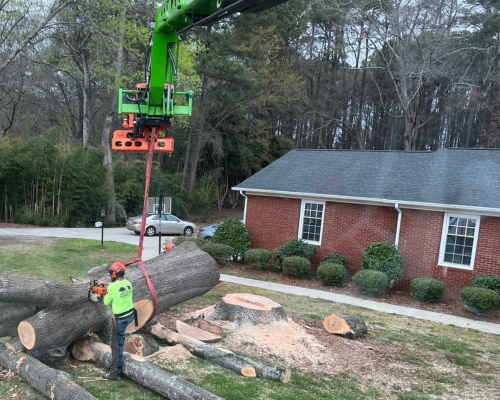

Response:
(460, 287), (500, 312)
(273, 239), (317, 267)
(410, 278), (446, 303)
(201, 243), (235, 266)
(361, 242), (404, 283)
(323, 254), (351, 269)
(172, 236), (206, 247)
(244, 249), (272, 269)
(352, 270), (389, 297)
(471, 274), (500, 294)
(317, 262), (347, 287)
(212, 218), (251, 254)
(282, 256), (311, 278)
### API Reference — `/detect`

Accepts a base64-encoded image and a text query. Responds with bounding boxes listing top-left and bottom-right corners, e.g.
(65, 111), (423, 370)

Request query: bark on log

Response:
(0, 343), (97, 399)
(323, 314), (367, 339)
(0, 302), (36, 337)
(206, 293), (287, 326)
(71, 337), (222, 400)
(148, 323), (291, 383)
(124, 334), (159, 357)
(15, 242), (219, 359)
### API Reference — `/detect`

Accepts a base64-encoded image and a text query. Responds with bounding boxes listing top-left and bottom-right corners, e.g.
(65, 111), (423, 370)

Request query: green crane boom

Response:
(112, 0), (289, 153)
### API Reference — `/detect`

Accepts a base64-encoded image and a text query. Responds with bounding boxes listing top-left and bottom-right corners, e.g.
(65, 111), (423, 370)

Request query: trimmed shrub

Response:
(317, 262), (347, 287)
(201, 243), (235, 266)
(361, 242), (404, 283)
(244, 249), (272, 270)
(460, 287), (500, 312)
(273, 239), (318, 267)
(471, 274), (500, 294)
(212, 218), (251, 254)
(282, 256), (311, 278)
(352, 270), (389, 297)
(323, 254), (352, 269)
(410, 278), (446, 303)
(171, 236), (206, 247)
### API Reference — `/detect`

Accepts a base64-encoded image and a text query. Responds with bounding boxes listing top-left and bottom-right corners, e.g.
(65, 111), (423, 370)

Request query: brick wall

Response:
(245, 194), (500, 298)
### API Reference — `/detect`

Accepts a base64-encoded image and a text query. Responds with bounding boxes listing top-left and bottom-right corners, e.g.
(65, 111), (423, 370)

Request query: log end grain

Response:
(241, 366), (257, 377)
(125, 299), (154, 334)
(17, 321), (35, 349)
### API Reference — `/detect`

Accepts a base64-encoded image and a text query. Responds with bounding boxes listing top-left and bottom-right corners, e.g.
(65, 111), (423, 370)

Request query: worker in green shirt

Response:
(98, 262), (136, 380)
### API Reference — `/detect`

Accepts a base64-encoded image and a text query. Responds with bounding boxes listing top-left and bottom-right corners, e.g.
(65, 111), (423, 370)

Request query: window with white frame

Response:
(299, 200), (325, 244)
(439, 213), (480, 270)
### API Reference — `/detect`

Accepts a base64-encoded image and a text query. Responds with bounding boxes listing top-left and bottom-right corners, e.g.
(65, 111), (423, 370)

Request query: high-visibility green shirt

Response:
(103, 279), (134, 317)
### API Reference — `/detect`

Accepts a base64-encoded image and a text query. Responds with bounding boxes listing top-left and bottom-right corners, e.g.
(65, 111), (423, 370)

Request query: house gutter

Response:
(394, 203), (402, 249)
(239, 190), (248, 224)
(232, 187), (500, 217)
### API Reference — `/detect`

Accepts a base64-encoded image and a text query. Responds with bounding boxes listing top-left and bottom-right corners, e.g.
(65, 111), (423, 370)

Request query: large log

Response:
(71, 337), (223, 400)
(0, 302), (37, 337)
(147, 322), (291, 383)
(206, 293), (288, 326)
(323, 314), (367, 339)
(0, 343), (97, 400)
(15, 242), (220, 360)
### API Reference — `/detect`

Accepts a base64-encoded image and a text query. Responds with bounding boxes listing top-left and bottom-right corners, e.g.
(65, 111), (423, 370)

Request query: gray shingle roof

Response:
(234, 148), (500, 210)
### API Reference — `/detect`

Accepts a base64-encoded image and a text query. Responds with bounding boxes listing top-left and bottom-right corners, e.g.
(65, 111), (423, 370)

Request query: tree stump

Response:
(323, 314), (367, 339)
(206, 293), (287, 326)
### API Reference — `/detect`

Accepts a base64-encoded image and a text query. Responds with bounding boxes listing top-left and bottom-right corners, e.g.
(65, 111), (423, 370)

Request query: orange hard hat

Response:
(109, 262), (126, 279)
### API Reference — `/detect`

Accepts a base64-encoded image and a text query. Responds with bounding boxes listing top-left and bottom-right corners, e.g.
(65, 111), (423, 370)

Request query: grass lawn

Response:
(1, 237), (500, 400)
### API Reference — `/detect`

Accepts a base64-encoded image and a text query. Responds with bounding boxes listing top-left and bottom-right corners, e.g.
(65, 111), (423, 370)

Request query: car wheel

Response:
(184, 226), (194, 236)
(145, 226), (156, 236)
(204, 236), (212, 242)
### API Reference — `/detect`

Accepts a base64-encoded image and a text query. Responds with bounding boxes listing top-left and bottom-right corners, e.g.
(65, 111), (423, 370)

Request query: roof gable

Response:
(234, 148), (500, 211)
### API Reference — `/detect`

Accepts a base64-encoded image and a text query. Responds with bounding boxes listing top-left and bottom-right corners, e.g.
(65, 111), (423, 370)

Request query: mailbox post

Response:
(100, 209), (105, 246)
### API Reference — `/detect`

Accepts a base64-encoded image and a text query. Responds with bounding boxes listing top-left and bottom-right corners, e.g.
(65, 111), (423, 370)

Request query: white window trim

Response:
(298, 200), (325, 245)
(438, 212), (481, 271)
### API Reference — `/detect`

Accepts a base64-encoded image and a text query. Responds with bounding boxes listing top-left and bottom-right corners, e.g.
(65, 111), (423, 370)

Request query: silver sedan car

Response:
(126, 214), (196, 237)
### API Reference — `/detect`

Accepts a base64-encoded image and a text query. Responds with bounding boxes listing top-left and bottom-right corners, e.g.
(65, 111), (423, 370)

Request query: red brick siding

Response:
(245, 195), (500, 298)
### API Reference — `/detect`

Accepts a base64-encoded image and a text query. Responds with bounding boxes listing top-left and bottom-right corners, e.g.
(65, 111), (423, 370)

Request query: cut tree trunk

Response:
(323, 314), (367, 338)
(0, 302), (36, 337)
(124, 334), (159, 357)
(0, 343), (97, 399)
(176, 320), (222, 343)
(147, 322), (291, 383)
(194, 319), (224, 337)
(13, 242), (219, 361)
(205, 293), (287, 326)
(71, 337), (222, 400)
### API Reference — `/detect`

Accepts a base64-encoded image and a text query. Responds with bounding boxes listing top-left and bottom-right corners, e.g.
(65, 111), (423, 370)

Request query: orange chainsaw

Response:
(88, 280), (107, 302)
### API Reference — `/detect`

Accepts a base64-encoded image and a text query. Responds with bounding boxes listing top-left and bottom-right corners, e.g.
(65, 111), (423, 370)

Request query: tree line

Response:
(0, 0), (498, 226)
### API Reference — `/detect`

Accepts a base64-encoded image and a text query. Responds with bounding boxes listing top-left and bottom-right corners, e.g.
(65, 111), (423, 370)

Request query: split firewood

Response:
(147, 322), (291, 383)
(124, 334), (159, 357)
(176, 320), (222, 343)
(194, 319), (224, 337)
(323, 314), (367, 338)
(0, 343), (97, 400)
(71, 337), (222, 400)
(14, 242), (219, 361)
(205, 293), (288, 326)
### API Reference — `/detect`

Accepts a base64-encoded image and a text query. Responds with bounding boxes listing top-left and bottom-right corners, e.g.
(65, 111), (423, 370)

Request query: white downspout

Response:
(240, 190), (248, 224)
(394, 203), (402, 249)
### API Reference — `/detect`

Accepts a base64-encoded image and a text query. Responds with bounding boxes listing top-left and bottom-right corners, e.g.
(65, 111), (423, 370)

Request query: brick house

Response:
(233, 148), (500, 298)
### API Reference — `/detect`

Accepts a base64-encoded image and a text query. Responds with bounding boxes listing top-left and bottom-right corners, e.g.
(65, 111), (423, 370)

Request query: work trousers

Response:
(109, 314), (135, 377)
